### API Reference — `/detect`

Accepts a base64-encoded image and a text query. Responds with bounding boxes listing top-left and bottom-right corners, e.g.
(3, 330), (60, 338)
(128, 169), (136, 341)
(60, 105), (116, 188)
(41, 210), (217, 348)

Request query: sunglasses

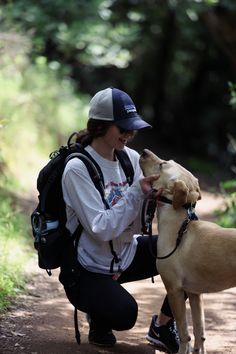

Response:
(117, 126), (135, 135)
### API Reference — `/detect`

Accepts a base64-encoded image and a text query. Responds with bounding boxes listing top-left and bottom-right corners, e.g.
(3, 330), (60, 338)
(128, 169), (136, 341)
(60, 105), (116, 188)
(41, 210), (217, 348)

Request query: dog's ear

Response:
(189, 190), (201, 203)
(197, 189), (202, 200)
(172, 180), (188, 209)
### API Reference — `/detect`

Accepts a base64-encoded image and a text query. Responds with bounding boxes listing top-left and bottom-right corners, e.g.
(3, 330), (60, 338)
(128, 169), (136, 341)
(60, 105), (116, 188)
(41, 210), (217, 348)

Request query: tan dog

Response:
(140, 149), (236, 354)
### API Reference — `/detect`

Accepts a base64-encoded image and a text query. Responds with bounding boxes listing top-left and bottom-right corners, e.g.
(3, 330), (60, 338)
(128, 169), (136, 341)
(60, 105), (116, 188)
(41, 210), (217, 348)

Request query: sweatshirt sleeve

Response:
(62, 158), (145, 242)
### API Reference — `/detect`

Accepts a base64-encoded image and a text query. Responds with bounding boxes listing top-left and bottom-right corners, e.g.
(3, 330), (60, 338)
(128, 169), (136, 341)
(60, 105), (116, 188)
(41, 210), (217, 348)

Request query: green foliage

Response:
(0, 29), (89, 309)
(1, 0), (138, 69)
(0, 49), (88, 151)
(19, 55), (89, 147)
(0, 31), (88, 190)
(187, 157), (218, 174)
(0, 192), (31, 310)
(228, 82), (236, 109)
(215, 180), (236, 227)
(2, 0), (236, 166)
(215, 82), (236, 228)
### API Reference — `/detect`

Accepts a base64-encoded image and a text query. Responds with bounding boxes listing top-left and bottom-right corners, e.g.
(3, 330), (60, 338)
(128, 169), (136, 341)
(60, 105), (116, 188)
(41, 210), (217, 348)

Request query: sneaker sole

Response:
(146, 334), (171, 353)
(89, 340), (116, 348)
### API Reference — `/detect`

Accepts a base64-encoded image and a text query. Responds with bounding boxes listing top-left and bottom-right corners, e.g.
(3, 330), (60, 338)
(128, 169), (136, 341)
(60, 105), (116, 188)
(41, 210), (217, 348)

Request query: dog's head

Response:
(139, 149), (201, 209)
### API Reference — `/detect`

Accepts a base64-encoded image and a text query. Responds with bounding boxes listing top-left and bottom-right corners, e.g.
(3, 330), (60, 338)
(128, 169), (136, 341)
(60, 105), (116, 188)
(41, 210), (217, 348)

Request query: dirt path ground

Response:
(1, 191), (236, 354)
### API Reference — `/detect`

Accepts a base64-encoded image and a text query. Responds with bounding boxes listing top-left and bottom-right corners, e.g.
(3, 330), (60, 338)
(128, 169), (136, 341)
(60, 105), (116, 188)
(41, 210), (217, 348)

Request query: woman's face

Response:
(103, 125), (136, 150)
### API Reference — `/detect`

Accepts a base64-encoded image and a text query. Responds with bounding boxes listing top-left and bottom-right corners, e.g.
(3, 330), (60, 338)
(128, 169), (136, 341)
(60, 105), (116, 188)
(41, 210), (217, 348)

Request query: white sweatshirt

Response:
(62, 145), (146, 274)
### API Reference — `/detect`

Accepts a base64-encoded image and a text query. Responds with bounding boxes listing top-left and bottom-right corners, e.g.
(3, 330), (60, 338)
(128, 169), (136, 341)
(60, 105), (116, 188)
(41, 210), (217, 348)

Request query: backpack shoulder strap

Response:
(115, 149), (134, 186)
(65, 144), (109, 209)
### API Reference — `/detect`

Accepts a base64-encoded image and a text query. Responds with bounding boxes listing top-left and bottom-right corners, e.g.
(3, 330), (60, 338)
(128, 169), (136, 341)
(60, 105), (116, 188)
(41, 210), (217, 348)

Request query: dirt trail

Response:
(1, 191), (236, 354)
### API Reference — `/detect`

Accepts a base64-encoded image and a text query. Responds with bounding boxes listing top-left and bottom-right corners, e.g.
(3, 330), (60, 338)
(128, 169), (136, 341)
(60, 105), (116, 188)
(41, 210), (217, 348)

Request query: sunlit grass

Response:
(0, 194), (32, 310)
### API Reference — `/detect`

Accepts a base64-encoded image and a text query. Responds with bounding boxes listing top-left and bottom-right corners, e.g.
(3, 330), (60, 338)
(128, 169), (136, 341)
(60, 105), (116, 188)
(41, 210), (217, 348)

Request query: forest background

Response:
(0, 0), (236, 310)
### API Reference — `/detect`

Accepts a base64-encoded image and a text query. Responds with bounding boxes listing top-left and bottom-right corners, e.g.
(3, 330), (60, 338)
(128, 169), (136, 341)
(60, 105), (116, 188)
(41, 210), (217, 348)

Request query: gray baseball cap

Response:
(88, 87), (152, 131)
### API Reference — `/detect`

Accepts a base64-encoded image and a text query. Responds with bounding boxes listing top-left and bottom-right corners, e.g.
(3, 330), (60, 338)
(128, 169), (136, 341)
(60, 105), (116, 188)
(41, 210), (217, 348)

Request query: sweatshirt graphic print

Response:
(106, 181), (128, 207)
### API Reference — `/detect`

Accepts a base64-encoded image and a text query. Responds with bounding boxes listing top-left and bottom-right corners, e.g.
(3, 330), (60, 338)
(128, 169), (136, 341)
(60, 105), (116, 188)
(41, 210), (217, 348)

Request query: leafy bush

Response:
(228, 82), (236, 110)
(0, 31), (88, 191)
(215, 180), (236, 227)
(0, 30), (89, 308)
(0, 193), (31, 310)
(215, 84), (236, 228)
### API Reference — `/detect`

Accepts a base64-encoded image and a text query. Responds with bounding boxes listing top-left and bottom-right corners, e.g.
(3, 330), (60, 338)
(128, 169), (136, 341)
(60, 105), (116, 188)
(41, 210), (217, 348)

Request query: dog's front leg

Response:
(188, 293), (206, 354)
(168, 289), (191, 354)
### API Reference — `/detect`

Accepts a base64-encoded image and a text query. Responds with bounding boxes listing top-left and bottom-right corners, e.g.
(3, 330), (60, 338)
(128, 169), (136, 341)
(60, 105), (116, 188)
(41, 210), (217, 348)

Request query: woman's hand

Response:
(139, 175), (160, 195)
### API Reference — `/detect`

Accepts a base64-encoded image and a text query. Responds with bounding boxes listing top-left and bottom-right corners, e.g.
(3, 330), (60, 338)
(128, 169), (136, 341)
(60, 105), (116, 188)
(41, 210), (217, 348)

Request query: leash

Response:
(157, 198), (198, 259)
(141, 191), (157, 283)
(141, 194), (157, 235)
(156, 208), (198, 260)
(145, 195), (198, 260)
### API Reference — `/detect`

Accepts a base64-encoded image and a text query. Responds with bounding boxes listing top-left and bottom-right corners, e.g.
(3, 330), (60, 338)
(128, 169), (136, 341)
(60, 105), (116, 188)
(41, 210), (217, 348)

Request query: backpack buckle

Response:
(32, 212), (47, 243)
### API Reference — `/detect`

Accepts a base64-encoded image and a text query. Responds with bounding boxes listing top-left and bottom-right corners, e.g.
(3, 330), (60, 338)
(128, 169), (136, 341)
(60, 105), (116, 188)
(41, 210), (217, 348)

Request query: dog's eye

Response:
(159, 162), (164, 170)
(159, 162), (167, 170)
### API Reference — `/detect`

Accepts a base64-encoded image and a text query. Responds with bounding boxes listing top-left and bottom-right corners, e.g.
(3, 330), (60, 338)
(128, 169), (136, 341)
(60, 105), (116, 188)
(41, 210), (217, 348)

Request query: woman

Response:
(61, 87), (179, 353)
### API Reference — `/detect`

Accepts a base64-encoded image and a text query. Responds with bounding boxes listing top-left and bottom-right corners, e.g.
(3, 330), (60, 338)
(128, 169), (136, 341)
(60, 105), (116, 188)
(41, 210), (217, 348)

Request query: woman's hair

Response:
(76, 119), (113, 147)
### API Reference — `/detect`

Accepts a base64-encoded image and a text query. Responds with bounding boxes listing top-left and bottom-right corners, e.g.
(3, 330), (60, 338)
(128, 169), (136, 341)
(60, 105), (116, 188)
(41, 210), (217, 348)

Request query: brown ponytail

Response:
(76, 119), (113, 147)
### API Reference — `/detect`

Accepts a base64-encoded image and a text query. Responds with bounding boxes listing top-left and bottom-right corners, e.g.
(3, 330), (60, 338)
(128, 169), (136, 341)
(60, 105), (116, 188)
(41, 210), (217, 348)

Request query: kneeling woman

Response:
(60, 87), (179, 354)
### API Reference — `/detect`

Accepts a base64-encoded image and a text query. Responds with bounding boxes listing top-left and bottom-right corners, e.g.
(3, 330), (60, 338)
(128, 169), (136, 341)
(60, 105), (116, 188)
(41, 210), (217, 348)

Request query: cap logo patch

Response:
(125, 104), (136, 114)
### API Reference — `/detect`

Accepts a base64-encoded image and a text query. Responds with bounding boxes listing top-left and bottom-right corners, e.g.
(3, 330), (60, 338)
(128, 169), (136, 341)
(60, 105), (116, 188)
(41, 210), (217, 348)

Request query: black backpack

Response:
(31, 132), (134, 276)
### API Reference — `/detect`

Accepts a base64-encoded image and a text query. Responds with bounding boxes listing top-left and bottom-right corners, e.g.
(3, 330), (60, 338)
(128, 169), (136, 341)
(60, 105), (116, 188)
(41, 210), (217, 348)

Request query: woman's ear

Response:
(172, 180), (189, 209)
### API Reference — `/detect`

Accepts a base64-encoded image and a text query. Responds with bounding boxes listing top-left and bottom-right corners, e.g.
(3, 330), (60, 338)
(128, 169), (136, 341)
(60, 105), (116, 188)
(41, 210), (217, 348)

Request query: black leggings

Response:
(64, 235), (173, 331)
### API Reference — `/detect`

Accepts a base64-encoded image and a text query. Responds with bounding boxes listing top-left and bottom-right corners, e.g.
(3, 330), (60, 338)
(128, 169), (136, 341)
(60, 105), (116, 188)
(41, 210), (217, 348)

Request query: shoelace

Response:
(168, 321), (180, 341)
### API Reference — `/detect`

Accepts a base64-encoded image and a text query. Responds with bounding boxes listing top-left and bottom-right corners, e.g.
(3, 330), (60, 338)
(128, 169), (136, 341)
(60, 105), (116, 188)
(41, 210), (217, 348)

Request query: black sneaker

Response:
(87, 315), (116, 347)
(88, 328), (116, 347)
(146, 315), (179, 353)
